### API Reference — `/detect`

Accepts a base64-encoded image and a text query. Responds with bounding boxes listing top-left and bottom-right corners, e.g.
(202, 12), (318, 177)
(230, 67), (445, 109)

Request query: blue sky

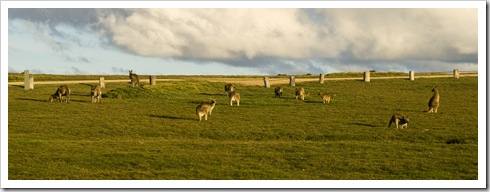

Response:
(5, 2), (481, 76)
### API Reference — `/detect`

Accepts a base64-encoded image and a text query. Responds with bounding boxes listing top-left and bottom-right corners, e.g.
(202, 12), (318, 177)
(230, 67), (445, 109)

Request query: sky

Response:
(5, 2), (480, 76)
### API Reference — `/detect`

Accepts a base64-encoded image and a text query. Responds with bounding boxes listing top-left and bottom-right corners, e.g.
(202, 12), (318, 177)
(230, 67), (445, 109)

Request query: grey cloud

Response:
(8, 66), (20, 73)
(8, 8), (478, 74)
(112, 67), (129, 74)
(63, 55), (91, 63)
(68, 67), (85, 74)
(30, 69), (45, 74)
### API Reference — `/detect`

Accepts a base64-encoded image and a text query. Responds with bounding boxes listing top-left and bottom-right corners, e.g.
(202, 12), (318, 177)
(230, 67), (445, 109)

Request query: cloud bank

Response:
(8, 8), (478, 74)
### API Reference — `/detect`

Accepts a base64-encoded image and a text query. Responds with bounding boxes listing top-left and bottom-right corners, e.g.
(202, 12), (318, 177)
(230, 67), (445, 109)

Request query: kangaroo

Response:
(428, 86), (440, 113)
(274, 87), (284, 98)
(224, 83), (236, 96)
(295, 87), (309, 101)
(91, 85), (102, 103)
(387, 114), (409, 129)
(196, 99), (217, 121)
(318, 92), (334, 104)
(48, 85), (71, 103)
(228, 91), (240, 106)
(129, 70), (140, 87)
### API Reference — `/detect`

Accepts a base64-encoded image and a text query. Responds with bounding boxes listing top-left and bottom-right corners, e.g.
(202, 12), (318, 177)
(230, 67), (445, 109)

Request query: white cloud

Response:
(95, 8), (477, 64)
(97, 9), (324, 60)
(8, 8), (479, 75)
(315, 8), (477, 61)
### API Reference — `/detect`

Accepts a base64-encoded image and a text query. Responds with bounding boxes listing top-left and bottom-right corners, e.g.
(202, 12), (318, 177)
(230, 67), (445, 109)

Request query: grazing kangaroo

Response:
(196, 99), (216, 121)
(387, 114), (409, 129)
(228, 91), (240, 106)
(91, 85), (102, 103)
(295, 87), (309, 101)
(49, 85), (71, 103)
(129, 70), (140, 87)
(274, 87), (284, 98)
(224, 83), (236, 96)
(428, 86), (440, 113)
(318, 92), (334, 104)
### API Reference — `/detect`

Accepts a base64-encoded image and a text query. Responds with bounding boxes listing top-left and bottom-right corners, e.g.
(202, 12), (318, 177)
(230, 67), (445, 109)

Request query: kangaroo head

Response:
(432, 86), (438, 92)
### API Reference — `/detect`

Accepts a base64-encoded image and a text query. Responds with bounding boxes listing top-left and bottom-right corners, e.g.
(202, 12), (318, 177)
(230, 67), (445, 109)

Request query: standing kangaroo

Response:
(274, 87), (284, 98)
(49, 85), (71, 103)
(228, 91), (240, 106)
(91, 85), (102, 103)
(224, 83), (236, 96)
(295, 87), (309, 101)
(196, 99), (216, 121)
(129, 70), (140, 87)
(428, 86), (440, 113)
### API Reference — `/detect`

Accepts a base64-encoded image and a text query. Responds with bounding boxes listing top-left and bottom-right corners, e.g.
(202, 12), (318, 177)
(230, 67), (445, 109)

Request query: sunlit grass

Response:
(8, 76), (478, 180)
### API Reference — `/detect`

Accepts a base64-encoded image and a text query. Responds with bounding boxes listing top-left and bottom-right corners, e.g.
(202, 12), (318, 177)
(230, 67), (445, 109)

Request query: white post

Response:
(289, 76), (295, 86)
(29, 76), (34, 89)
(409, 71), (415, 81)
(363, 71), (370, 82)
(319, 74), (325, 84)
(453, 69), (460, 79)
(263, 77), (270, 88)
(24, 70), (31, 90)
(150, 76), (157, 86)
(99, 77), (105, 88)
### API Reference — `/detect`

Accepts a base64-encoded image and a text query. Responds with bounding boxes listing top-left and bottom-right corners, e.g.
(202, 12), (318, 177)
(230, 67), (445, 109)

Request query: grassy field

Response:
(8, 76), (478, 180)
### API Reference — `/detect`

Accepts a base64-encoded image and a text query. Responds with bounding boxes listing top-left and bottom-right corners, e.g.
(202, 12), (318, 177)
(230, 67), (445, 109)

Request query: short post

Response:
(453, 69), (460, 79)
(99, 77), (105, 88)
(24, 70), (32, 90)
(150, 75), (157, 86)
(29, 76), (34, 90)
(409, 71), (415, 81)
(263, 77), (270, 88)
(319, 73), (325, 84)
(289, 76), (295, 86)
(363, 71), (370, 82)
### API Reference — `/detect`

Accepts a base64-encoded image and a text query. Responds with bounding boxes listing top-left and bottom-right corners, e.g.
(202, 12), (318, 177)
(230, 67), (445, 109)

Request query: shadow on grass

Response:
(149, 114), (195, 121)
(71, 93), (91, 96)
(349, 123), (380, 128)
(199, 92), (223, 96)
(17, 98), (47, 102)
(304, 100), (323, 104)
(10, 85), (25, 89)
(79, 83), (96, 87)
(17, 98), (90, 103)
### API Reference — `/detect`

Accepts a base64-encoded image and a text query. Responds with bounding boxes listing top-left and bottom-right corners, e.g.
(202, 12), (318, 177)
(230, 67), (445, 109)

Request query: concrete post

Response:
(24, 70), (32, 90)
(409, 71), (415, 81)
(29, 76), (34, 89)
(363, 71), (370, 82)
(150, 75), (157, 86)
(319, 73), (325, 84)
(263, 77), (270, 88)
(99, 77), (105, 88)
(289, 76), (295, 86)
(453, 69), (460, 79)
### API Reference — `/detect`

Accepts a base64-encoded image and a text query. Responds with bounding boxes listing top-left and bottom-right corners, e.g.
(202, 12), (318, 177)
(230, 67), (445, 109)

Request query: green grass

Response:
(8, 77), (478, 180)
